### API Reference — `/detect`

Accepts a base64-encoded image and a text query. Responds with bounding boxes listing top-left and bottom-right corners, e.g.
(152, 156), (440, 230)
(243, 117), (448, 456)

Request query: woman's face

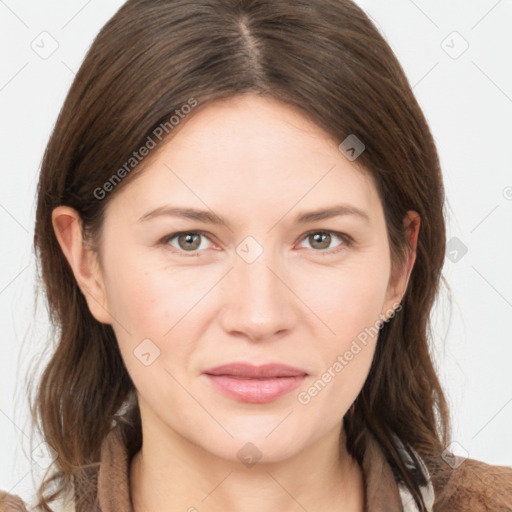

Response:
(87, 94), (412, 463)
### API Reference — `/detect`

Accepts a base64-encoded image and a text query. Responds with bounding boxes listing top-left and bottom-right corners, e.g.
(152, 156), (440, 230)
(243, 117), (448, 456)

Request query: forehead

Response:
(106, 94), (381, 227)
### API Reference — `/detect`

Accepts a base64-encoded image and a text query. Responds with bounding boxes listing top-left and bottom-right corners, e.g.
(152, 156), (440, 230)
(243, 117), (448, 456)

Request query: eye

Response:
(296, 230), (352, 255)
(161, 231), (214, 255)
(160, 229), (352, 257)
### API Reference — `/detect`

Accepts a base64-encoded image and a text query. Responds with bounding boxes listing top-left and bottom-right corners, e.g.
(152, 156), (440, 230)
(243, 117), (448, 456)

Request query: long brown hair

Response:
(31, 0), (454, 510)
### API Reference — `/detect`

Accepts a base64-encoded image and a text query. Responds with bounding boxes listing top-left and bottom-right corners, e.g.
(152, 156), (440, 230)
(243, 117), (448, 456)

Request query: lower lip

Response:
(204, 374), (306, 403)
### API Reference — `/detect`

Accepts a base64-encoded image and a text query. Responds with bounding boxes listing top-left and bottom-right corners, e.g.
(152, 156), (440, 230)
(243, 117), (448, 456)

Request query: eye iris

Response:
(310, 232), (331, 249)
(178, 233), (201, 251)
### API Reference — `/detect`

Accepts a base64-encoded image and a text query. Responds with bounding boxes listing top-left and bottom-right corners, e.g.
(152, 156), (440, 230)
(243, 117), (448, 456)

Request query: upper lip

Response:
(203, 363), (308, 378)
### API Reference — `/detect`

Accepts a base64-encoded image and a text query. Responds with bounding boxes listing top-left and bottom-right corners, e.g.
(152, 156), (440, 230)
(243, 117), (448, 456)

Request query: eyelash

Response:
(159, 230), (353, 257)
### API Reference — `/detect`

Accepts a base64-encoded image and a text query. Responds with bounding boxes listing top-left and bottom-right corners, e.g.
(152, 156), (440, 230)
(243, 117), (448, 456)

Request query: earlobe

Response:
(51, 206), (112, 325)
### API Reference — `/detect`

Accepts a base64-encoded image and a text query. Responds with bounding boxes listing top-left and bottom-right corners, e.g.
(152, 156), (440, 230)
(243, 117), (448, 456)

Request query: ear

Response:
(382, 210), (420, 318)
(51, 206), (112, 324)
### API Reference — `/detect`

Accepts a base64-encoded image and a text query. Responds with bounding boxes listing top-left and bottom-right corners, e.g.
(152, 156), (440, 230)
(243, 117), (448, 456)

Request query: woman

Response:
(1, 0), (511, 511)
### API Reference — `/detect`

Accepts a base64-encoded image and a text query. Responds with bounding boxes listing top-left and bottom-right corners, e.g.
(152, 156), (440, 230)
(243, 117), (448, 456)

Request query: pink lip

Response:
(202, 363), (307, 404)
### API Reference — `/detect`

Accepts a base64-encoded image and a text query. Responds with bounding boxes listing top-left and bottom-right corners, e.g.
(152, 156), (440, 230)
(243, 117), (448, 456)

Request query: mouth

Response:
(202, 363), (308, 404)
(204, 362), (308, 379)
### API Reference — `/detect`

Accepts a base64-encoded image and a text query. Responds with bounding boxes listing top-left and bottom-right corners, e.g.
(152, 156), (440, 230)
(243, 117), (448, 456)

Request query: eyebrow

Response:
(137, 204), (371, 227)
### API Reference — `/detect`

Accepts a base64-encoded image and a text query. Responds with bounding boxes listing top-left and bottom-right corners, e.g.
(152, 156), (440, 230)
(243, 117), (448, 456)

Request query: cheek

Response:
(102, 255), (220, 381)
(293, 257), (389, 406)
(297, 256), (390, 341)
(295, 300), (382, 423)
(102, 253), (212, 335)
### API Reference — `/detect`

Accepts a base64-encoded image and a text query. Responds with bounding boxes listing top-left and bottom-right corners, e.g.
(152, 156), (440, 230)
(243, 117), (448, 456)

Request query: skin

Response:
(52, 93), (420, 512)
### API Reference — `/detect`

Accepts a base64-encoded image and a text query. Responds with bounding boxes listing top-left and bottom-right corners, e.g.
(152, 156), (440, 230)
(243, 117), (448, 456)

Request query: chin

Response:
(194, 417), (310, 464)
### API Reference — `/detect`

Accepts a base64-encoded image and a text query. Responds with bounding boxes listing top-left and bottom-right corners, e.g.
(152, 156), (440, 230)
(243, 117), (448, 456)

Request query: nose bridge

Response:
(220, 236), (296, 340)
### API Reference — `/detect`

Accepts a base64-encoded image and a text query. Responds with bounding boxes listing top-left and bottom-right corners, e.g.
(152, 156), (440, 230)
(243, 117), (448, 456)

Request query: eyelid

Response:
(160, 229), (353, 256)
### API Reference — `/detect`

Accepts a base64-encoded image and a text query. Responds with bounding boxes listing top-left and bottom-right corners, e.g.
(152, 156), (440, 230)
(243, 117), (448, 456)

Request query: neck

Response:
(129, 408), (365, 512)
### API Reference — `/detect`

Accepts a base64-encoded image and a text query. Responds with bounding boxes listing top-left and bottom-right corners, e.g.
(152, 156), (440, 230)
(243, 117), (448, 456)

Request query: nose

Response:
(218, 244), (298, 343)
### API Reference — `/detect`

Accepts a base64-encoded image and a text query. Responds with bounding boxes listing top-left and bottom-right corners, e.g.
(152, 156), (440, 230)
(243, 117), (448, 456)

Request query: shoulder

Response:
(436, 456), (512, 511)
(0, 490), (29, 512)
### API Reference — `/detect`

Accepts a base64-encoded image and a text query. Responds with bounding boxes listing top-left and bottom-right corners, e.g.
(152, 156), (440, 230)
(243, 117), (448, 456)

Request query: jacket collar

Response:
(91, 420), (434, 512)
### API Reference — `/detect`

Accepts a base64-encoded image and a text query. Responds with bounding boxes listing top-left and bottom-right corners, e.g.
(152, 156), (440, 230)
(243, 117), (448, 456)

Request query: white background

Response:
(1, 0), (511, 503)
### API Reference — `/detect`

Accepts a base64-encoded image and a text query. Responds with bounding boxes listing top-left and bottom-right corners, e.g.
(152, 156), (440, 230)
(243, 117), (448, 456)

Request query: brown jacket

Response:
(1, 419), (512, 511)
